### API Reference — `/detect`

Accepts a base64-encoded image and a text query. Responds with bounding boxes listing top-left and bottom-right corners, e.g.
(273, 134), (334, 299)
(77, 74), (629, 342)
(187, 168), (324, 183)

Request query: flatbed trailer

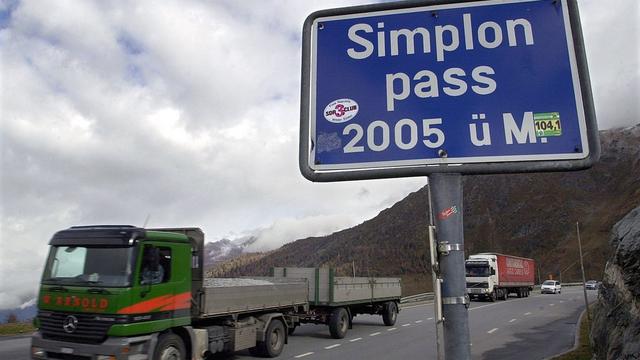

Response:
(31, 226), (401, 360)
(272, 267), (402, 337)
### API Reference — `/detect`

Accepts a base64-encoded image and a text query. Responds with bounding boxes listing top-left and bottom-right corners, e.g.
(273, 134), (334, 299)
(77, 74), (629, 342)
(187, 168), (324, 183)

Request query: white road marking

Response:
(524, 312), (532, 316)
(402, 323), (411, 327)
(560, 300), (565, 303)
(550, 303), (555, 306)
(370, 332), (381, 336)
(427, 317), (433, 320)
(488, 328), (498, 334)
(387, 327), (397, 331)
(295, 352), (314, 358)
(509, 318), (517, 323)
(350, 337), (362, 342)
(415, 320), (423, 323)
(324, 344), (341, 350)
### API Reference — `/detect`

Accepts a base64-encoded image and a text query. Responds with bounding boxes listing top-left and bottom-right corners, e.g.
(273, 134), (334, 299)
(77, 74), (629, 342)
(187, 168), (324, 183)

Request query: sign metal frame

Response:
(299, 0), (599, 182)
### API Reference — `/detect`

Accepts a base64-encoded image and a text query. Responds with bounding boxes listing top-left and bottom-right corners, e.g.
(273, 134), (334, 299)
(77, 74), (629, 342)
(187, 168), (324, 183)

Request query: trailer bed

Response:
(272, 267), (401, 306)
(199, 278), (308, 317)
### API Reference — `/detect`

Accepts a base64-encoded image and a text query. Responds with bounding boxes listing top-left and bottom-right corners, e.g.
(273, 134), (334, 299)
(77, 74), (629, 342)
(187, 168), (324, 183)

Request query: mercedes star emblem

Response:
(63, 315), (78, 333)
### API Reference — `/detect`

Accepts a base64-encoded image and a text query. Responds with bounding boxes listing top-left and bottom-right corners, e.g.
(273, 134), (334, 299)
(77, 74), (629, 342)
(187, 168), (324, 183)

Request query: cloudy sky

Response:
(0, 0), (638, 310)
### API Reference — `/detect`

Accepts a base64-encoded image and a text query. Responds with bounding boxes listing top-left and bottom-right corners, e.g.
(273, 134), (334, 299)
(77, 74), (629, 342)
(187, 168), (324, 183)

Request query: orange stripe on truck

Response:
(117, 292), (191, 314)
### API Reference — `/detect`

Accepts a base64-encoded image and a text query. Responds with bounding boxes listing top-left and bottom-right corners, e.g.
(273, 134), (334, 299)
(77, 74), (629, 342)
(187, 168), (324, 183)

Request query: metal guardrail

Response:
(400, 292), (434, 304)
(400, 282), (586, 304)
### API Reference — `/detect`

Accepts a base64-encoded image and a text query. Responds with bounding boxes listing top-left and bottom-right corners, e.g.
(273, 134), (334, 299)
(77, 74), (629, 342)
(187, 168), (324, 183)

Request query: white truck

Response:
(465, 253), (535, 301)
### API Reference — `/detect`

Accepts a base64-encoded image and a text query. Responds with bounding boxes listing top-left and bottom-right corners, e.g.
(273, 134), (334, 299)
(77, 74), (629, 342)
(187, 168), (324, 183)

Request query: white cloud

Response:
(244, 214), (361, 253)
(0, 0), (637, 309)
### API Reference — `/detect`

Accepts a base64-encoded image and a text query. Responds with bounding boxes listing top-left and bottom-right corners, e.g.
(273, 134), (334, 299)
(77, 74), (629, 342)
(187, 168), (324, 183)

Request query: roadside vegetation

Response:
(0, 313), (36, 336)
(0, 322), (36, 336)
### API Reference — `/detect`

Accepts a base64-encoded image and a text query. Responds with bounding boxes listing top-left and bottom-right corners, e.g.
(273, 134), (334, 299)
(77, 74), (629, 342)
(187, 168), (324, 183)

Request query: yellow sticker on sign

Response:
(534, 112), (562, 137)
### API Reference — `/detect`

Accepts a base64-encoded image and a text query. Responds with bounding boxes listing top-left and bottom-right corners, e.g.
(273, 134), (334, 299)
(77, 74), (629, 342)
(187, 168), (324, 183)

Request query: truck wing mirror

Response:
(491, 268), (496, 275)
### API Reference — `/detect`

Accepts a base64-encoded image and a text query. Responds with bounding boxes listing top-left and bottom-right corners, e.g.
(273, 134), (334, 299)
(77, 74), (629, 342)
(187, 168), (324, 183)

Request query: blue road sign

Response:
(300, 0), (598, 181)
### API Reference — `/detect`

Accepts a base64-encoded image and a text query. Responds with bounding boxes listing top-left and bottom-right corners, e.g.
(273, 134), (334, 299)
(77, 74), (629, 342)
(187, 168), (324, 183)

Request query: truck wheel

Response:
(382, 301), (398, 326)
(155, 333), (186, 360)
(254, 319), (285, 358)
(329, 308), (349, 339)
(489, 291), (496, 302)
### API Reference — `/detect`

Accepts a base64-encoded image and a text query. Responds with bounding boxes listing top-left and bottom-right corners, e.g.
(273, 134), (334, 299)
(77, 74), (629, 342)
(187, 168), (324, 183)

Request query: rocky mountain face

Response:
(212, 125), (640, 295)
(590, 205), (640, 360)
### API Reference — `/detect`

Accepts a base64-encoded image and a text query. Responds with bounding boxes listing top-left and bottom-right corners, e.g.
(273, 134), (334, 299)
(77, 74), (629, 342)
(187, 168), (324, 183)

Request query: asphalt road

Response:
(0, 288), (595, 360)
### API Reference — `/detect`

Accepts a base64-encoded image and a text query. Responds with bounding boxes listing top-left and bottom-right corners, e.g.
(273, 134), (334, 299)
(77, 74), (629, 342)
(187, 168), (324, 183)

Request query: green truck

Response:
(31, 226), (402, 359)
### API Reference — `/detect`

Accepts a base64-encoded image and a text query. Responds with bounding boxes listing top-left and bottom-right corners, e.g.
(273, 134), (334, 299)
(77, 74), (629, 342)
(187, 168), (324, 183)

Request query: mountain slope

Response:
(213, 125), (640, 295)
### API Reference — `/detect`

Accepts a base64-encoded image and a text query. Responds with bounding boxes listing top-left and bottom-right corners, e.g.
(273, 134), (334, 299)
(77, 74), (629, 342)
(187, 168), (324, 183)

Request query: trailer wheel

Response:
(382, 302), (398, 326)
(155, 333), (186, 360)
(254, 319), (285, 358)
(329, 308), (349, 339)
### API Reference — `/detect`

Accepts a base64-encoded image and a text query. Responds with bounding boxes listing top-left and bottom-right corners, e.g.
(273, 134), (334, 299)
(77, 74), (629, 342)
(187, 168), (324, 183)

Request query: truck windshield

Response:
(42, 246), (135, 287)
(465, 264), (491, 277)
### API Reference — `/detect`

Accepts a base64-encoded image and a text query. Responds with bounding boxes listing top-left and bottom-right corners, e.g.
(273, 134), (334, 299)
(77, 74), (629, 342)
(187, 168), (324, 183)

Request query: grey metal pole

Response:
(427, 181), (445, 360)
(429, 173), (471, 360)
(576, 222), (591, 323)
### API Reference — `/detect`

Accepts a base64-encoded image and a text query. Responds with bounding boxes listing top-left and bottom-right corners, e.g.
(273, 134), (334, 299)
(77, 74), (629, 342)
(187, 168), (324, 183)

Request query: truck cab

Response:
(465, 254), (498, 301)
(31, 225), (202, 360)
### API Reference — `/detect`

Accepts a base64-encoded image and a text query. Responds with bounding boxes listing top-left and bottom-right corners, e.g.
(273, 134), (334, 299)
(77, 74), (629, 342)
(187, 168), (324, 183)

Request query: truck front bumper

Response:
(467, 288), (490, 295)
(31, 331), (156, 360)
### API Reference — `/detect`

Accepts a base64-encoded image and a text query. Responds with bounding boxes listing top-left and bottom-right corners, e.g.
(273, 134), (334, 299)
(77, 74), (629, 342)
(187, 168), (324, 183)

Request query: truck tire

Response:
(382, 301), (398, 326)
(329, 308), (349, 339)
(489, 291), (496, 302)
(254, 319), (286, 358)
(154, 333), (186, 360)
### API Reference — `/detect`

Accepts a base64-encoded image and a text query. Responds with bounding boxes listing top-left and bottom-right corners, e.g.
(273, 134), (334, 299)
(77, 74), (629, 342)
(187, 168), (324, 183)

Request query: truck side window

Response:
(141, 247), (172, 285)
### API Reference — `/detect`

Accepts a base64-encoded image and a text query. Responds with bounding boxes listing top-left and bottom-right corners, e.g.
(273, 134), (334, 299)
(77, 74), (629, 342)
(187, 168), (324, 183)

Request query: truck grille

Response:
(466, 282), (489, 288)
(38, 311), (112, 344)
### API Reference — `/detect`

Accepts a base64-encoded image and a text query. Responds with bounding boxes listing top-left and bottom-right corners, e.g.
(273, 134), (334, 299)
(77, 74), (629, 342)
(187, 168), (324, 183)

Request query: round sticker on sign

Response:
(323, 98), (359, 123)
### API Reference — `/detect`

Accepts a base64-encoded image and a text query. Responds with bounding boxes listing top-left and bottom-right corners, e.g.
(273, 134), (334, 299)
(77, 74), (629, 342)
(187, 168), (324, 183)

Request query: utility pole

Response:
(430, 174), (471, 360)
(576, 222), (591, 324)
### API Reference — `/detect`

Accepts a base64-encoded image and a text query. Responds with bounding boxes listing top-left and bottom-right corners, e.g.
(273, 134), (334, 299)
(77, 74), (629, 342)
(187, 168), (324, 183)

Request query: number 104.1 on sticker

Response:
(534, 112), (562, 137)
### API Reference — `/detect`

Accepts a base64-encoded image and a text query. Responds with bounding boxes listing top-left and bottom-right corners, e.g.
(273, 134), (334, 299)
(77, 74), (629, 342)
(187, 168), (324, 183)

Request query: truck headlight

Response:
(31, 346), (46, 358)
